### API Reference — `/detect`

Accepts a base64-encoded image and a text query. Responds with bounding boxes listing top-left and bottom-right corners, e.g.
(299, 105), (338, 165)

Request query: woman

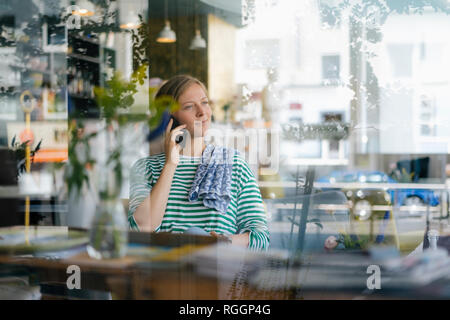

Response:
(128, 75), (269, 250)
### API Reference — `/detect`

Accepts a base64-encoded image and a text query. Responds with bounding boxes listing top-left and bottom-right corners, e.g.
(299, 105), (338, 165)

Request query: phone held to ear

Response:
(170, 116), (188, 148)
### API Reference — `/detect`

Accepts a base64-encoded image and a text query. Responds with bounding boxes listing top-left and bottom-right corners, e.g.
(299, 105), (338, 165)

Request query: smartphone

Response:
(170, 115), (188, 148)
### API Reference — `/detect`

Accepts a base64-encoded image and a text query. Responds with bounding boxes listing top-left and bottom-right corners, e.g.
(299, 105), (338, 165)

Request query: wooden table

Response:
(1, 227), (449, 300)
(0, 229), (296, 299)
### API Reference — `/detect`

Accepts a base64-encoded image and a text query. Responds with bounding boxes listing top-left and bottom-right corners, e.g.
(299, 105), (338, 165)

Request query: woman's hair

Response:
(155, 74), (208, 102)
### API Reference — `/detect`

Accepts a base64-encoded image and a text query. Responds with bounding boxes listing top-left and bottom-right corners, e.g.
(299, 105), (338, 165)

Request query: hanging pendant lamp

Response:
(120, 11), (141, 29)
(157, 20), (176, 43)
(190, 29), (206, 50)
(72, 0), (95, 16)
(189, 1), (206, 50)
(120, 0), (143, 30)
(157, 0), (176, 43)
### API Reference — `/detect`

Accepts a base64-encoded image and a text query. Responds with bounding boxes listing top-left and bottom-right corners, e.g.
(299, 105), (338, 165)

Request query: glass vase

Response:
(87, 198), (128, 259)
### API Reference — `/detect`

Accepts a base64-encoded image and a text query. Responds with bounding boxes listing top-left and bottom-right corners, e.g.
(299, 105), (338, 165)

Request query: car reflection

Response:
(316, 170), (440, 220)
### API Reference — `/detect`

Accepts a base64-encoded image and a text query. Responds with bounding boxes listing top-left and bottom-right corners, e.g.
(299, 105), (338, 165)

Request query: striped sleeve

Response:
(235, 159), (270, 250)
(128, 158), (153, 231)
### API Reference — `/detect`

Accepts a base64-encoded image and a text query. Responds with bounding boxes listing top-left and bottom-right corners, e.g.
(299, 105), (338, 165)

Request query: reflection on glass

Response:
(0, 0), (449, 299)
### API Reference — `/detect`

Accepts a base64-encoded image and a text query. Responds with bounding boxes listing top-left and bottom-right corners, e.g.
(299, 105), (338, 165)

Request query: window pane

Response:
(322, 55), (340, 80)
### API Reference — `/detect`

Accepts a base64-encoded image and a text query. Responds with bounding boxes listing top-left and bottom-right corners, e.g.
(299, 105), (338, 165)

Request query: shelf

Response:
(0, 47), (16, 54)
(9, 64), (51, 75)
(42, 44), (67, 54)
(68, 94), (96, 101)
(285, 158), (349, 166)
(18, 204), (68, 213)
(16, 41), (45, 55)
(0, 186), (56, 199)
(69, 34), (99, 45)
(68, 53), (100, 64)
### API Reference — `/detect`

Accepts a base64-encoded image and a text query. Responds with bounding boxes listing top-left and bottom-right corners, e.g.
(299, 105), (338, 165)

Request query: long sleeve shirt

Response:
(128, 151), (269, 250)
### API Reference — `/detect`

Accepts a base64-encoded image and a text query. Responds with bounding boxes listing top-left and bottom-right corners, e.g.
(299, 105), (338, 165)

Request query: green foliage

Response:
(66, 121), (97, 197)
(67, 39), (145, 198)
(131, 14), (150, 73)
(337, 233), (371, 250)
(94, 65), (147, 124)
(68, 65), (148, 198)
(148, 94), (180, 128)
(66, 18), (180, 198)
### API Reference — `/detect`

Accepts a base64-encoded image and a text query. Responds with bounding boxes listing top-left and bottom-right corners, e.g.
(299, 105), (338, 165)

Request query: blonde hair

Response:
(155, 75), (209, 103)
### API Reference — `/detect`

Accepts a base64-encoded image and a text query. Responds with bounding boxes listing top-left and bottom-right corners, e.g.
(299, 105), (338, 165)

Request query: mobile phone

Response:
(170, 115), (181, 130)
(170, 115), (188, 148)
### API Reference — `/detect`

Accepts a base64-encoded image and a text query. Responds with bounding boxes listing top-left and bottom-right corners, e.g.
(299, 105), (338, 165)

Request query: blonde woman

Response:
(128, 75), (269, 250)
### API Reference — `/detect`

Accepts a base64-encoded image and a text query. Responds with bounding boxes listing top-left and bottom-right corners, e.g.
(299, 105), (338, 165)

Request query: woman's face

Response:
(173, 83), (212, 137)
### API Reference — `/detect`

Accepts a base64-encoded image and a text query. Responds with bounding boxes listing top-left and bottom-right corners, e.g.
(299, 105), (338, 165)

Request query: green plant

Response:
(65, 15), (181, 199)
(94, 66), (143, 124)
(65, 120), (97, 197)
(131, 14), (150, 74)
(95, 64), (147, 197)
(130, 15), (180, 130)
(336, 233), (371, 250)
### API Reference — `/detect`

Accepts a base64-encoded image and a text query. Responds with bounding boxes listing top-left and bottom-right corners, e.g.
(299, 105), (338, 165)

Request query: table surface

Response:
(1, 226), (449, 300)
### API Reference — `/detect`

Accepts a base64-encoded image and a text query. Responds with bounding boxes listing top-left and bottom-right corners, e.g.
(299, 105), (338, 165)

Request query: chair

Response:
(270, 190), (350, 257)
(266, 167), (351, 258)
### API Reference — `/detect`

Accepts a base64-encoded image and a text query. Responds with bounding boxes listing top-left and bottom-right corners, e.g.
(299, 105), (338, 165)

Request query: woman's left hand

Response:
(210, 231), (232, 244)
(210, 231), (250, 247)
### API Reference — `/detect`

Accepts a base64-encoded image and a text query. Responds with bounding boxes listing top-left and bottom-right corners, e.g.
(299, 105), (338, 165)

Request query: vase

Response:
(86, 122), (128, 259)
(87, 198), (128, 259)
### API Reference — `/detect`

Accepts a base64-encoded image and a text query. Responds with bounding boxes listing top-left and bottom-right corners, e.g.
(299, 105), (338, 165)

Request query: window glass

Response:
(322, 55), (340, 81)
(0, 0), (449, 299)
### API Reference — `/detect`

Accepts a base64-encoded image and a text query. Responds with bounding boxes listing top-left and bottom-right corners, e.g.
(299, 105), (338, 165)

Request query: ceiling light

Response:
(157, 0), (176, 43)
(189, 29), (206, 49)
(120, 11), (141, 29)
(157, 20), (176, 43)
(189, 1), (206, 50)
(72, 0), (95, 17)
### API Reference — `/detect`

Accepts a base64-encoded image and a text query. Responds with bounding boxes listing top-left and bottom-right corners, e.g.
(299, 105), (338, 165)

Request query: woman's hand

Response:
(164, 118), (187, 166)
(210, 231), (250, 247)
(210, 231), (232, 244)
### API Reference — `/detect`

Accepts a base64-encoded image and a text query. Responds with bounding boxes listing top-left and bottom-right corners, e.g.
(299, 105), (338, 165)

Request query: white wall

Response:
(234, 0), (351, 122)
(372, 11), (450, 154)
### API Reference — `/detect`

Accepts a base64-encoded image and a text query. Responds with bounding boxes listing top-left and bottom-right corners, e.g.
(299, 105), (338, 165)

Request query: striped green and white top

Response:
(128, 150), (269, 250)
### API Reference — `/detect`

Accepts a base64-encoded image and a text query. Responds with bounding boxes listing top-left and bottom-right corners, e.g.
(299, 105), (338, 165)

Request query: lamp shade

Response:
(157, 21), (176, 43)
(120, 11), (141, 29)
(72, 0), (95, 16)
(189, 29), (206, 50)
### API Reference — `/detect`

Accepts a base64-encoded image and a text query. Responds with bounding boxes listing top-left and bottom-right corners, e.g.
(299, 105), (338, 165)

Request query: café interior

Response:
(0, 0), (449, 300)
